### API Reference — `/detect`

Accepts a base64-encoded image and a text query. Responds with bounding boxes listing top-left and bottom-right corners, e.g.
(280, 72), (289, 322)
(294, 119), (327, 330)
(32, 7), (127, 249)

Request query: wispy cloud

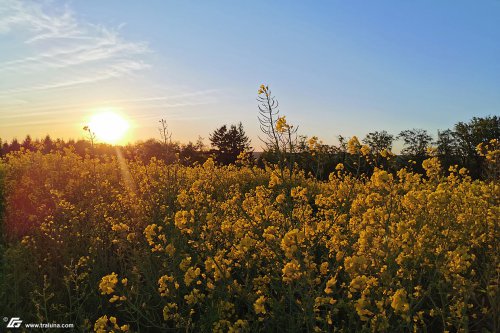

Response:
(0, 0), (220, 141)
(0, 0), (81, 40)
(0, 37), (148, 72)
(0, 0), (150, 92)
(0, 90), (218, 121)
(99, 89), (220, 105)
(0, 60), (151, 96)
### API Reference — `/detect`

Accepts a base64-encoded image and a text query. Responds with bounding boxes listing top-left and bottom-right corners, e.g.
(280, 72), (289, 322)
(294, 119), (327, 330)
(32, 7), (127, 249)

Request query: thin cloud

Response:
(0, 89), (218, 111)
(0, 90), (218, 119)
(0, 60), (150, 96)
(99, 89), (220, 105)
(0, 36), (148, 72)
(0, 0), (80, 40)
(0, 0), (150, 92)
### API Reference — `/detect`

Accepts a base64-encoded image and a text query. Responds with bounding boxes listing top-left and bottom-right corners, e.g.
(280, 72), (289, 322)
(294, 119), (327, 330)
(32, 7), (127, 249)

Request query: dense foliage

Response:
(0, 142), (498, 332)
(209, 123), (251, 165)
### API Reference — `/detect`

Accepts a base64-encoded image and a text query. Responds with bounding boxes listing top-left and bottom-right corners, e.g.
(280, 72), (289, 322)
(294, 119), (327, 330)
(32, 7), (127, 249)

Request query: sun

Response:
(88, 110), (130, 144)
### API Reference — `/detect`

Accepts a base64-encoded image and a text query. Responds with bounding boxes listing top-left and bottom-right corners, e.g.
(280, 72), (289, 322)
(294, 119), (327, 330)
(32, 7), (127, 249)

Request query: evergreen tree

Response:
(209, 122), (251, 164)
(9, 138), (21, 152)
(22, 135), (34, 151)
(42, 135), (54, 153)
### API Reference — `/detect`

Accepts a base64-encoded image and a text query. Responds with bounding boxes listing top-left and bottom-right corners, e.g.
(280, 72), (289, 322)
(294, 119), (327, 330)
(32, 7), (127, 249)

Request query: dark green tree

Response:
(21, 135), (33, 151)
(42, 135), (54, 154)
(453, 116), (499, 177)
(398, 129), (433, 158)
(436, 129), (458, 156)
(209, 122), (251, 165)
(362, 130), (395, 169)
(363, 130), (394, 154)
(435, 129), (460, 169)
(9, 138), (21, 152)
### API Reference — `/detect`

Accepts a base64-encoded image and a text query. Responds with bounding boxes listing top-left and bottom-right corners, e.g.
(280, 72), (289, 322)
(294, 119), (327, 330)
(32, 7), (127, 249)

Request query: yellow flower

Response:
(391, 289), (409, 314)
(184, 266), (201, 286)
(111, 222), (129, 232)
(254, 295), (267, 314)
(281, 228), (305, 258)
(319, 262), (329, 275)
(380, 148), (394, 158)
(258, 84), (270, 95)
(180, 257), (192, 271)
(282, 260), (302, 283)
(174, 210), (195, 234)
(355, 297), (373, 321)
(275, 193), (285, 204)
(308, 136), (321, 153)
(163, 303), (179, 321)
(94, 315), (108, 333)
(347, 136), (361, 154)
(229, 319), (249, 333)
(184, 288), (205, 305)
(99, 272), (118, 295)
(371, 169), (391, 188)
(158, 275), (175, 297)
(360, 145), (370, 156)
(275, 116), (289, 133)
(324, 276), (337, 294)
(422, 157), (442, 179)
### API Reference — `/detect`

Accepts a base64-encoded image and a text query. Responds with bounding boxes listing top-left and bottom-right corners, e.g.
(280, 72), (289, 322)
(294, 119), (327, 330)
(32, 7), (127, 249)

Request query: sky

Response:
(0, 0), (499, 149)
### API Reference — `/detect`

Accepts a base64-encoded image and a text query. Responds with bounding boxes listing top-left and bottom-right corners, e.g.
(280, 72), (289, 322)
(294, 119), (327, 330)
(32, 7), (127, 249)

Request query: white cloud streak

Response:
(0, 60), (151, 96)
(0, 90), (218, 120)
(0, 0), (150, 92)
(0, 0), (80, 40)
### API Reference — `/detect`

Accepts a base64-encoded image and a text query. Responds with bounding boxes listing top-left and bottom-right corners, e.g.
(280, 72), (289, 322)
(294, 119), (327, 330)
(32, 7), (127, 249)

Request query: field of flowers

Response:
(0, 147), (498, 332)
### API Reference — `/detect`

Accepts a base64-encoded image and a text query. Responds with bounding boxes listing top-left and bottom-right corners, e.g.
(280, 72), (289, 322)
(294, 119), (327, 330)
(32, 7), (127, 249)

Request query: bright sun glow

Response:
(88, 111), (129, 144)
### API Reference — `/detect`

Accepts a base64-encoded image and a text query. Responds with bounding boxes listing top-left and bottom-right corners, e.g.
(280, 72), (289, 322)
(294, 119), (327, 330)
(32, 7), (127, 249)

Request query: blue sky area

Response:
(1, 0), (499, 148)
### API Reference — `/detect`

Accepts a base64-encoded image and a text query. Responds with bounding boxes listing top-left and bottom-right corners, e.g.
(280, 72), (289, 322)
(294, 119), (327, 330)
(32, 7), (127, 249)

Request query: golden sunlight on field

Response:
(88, 110), (130, 144)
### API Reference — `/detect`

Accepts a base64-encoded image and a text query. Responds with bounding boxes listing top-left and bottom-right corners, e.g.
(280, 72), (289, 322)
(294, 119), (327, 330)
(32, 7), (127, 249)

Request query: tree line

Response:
(1, 114), (497, 180)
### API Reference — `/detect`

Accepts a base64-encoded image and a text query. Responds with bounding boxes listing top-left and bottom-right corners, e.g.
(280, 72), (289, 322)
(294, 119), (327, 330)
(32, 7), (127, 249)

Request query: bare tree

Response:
(158, 118), (173, 160)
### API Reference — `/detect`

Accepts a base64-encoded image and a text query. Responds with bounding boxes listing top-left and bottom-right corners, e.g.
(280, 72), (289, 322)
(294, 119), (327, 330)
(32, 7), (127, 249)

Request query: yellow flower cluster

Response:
(253, 295), (267, 315)
(477, 138), (499, 162)
(257, 84), (268, 95)
(2, 148), (497, 332)
(391, 289), (409, 315)
(347, 136), (361, 154)
(99, 273), (127, 304)
(158, 274), (179, 296)
(99, 273), (118, 295)
(275, 116), (289, 133)
(94, 315), (129, 333)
